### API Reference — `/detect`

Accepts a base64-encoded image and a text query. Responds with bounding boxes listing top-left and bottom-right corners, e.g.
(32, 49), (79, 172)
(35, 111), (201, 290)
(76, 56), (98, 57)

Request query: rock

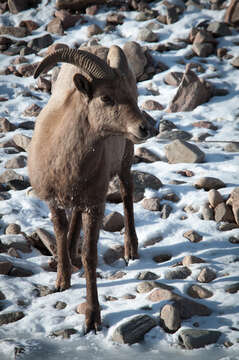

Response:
(134, 147), (161, 163)
(106, 13), (124, 26)
(4, 155), (27, 169)
(9, 266), (33, 277)
(0, 169), (24, 183)
(175, 297), (212, 319)
(87, 24), (103, 37)
(167, 66), (212, 113)
(55, 9), (82, 30)
(142, 197), (161, 211)
(19, 19), (40, 32)
(162, 192), (180, 203)
(157, 130), (192, 141)
(137, 281), (160, 294)
(47, 18), (64, 35)
(0, 290), (6, 300)
(109, 271), (126, 280)
(107, 171), (162, 203)
(0, 26), (29, 38)
(202, 203), (214, 220)
(179, 329), (221, 349)
(224, 0), (239, 27)
(27, 34), (53, 52)
(187, 284), (213, 299)
(164, 71), (183, 86)
(160, 303), (181, 333)
(197, 267), (216, 283)
(225, 283), (239, 294)
(207, 21), (231, 37)
(183, 230), (203, 243)
(227, 187), (239, 225)
(208, 189), (224, 208)
(137, 271), (159, 281)
(8, 247), (21, 258)
(103, 245), (124, 265)
(182, 255), (205, 266)
(37, 76), (51, 93)
(192, 42), (215, 57)
(102, 212), (124, 232)
(165, 266), (191, 280)
(23, 104), (42, 117)
(0, 117), (16, 132)
(192, 120), (218, 130)
(8, 0), (30, 13)
(141, 100), (164, 111)
(165, 140), (205, 164)
(161, 203), (172, 219)
(229, 236), (239, 244)
(231, 56), (239, 68)
(54, 301), (67, 310)
(194, 177), (226, 191)
(214, 202), (235, 223)
(123, 42), (147, 80)
(143, 235), (163, 248)
(13, 134), (31, 151)
(33, 284), (56, 297)
(159, 119), (177, 133)
(76, 302), (87, 314)
(5, 223), (21, 234)
(0, 261), (13, 275)
(137, 28), (158, 43)
(51, 328), (77, 339)
(218, 222), (239, 231)
(18, 63), (38, 77)
(0, 311), (25, 326)
(153, 254), (171, 263)
(111, 314), (157, 344)
(224, 142), (239, 152)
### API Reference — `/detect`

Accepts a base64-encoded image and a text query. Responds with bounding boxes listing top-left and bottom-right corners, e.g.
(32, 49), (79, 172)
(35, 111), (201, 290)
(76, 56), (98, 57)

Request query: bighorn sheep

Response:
(28, 45), (149, 333)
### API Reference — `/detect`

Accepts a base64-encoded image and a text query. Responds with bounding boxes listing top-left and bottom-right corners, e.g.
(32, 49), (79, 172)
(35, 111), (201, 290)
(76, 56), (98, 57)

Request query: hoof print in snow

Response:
(111, 314), (157, 344)
(178, 329), (221, 349)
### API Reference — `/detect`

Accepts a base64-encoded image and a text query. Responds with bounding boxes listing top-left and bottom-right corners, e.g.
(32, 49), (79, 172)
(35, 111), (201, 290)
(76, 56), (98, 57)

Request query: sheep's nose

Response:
(139, 124), (149, 139)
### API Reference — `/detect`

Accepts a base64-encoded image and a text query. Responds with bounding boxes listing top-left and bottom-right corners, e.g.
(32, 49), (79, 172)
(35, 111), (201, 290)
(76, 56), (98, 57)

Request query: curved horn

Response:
(34, 48), (115, 80)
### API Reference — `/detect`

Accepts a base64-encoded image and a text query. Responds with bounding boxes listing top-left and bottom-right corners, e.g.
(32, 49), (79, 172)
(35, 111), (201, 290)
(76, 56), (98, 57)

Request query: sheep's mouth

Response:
(127, 126), (150, 144)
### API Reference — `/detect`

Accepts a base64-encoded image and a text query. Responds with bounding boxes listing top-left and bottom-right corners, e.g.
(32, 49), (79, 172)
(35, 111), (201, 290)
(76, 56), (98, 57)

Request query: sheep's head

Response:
(34, 45), (149, 144)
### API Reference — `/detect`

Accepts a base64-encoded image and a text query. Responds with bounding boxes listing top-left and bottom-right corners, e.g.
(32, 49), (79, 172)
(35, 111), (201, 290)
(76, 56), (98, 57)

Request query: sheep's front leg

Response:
(82, 205), (104, 333)
(50, 205), (71, 291)
(67, 208), (82, 268)
(119, 146), (139, 262)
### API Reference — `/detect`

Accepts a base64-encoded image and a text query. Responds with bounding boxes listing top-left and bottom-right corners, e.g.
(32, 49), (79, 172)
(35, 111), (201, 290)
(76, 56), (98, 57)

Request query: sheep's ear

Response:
(73, 73), (92, 99)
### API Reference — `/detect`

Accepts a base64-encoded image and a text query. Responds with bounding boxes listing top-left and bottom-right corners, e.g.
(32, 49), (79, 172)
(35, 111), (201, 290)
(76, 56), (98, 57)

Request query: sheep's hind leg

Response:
(119, 142), (139, 263)
(50, 205), (71, 291)
(82, 205), (104, 333)
(67, 208), (82, 268)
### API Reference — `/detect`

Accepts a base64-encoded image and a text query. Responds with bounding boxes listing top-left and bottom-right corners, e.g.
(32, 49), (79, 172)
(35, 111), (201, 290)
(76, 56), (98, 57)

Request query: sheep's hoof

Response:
(84, 309), (101, 334)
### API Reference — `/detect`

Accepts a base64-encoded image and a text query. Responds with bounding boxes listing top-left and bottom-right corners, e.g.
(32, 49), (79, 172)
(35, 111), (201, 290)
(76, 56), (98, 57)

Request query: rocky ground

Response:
(0, 0), (239, 359)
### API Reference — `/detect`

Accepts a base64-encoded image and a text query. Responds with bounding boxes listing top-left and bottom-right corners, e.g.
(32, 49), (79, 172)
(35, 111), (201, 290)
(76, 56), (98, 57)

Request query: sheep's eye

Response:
(101, 95), (114, 105)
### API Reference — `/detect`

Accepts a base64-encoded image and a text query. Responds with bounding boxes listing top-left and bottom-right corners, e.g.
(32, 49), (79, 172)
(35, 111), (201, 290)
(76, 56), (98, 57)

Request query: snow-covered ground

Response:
(0, 0), (239, 359)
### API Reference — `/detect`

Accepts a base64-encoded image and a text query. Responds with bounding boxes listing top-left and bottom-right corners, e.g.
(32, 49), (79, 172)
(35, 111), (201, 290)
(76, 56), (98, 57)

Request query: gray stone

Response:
(0, 117), (16, 132)
(161, 203), (172, 219)
(227, 187), (239, 225)
(165, 140), (205, 164)
(111, 314), (157, 344)
(160, 303), (181, 333)
(87, 24), (103, 37)
(157, 130), (192, 141)
(182, 255), (205, 266)
(197, 267), (216, 283)
(4, 155), (27, 169)
(134, 147), (161, 163)
(51, 328), (77, 339)
(137, 28), (158, 43)
(47, 18), (64, 35)
(187, 284), (213, 299)
(102, 212), (124, 232)
(192, 42), (215, 57)
(103, 245), (124, 265)
(207, 21), (232, 37)
(0, 311), (25, 326)
(179, 329), (221, 349)
(33, 284), (56, 297)
(0, 261), (13, 275)
(27, 34), (53, 52)
(224, 142), (239, 152)
(0, 169), (24, 184)
(225, 282), (239, 294)
(142, 197), (161, 211)
(208, 189), (224, 208)
(165, 266), (191, 280)
(214, 202), (235, 223)
(202, 203), (214, 220)
(123, 42), (147, 80)
(195, 177), (225, 191)
(183, 230), (203, 243)
(13, 134), (31, 152)
(0, 26), (29, 38)
(9, 266), (33, 277)
(164, 71), (183, 86)
(159, 119), (177, 133)
(54, 301), (67, 310)
(137, 271), (159, 281)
